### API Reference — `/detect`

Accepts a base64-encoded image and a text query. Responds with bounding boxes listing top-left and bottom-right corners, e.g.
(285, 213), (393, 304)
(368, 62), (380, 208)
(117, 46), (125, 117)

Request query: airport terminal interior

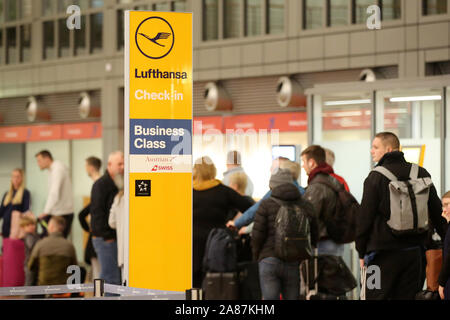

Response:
(0, 0), (450, 300)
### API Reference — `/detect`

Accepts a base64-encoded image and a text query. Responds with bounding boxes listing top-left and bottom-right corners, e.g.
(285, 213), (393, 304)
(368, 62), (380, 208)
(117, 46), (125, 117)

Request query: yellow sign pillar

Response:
(124, 11), (192, 291)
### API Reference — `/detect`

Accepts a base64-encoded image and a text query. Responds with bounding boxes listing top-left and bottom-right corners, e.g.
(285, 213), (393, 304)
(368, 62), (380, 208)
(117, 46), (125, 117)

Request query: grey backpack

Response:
(373, 164), (432, 236)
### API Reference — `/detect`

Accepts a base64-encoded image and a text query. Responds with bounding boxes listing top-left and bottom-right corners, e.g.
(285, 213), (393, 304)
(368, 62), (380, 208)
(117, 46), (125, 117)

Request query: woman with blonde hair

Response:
(193, 156), (254, 288)
(0, 168), (31, 287)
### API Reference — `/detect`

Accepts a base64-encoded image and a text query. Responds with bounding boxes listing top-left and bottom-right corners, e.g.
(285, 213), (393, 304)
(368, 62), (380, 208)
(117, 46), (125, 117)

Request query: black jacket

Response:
(90, 171), (118, 240)
(78, 204), (97, 263)
(252, 183), (318, 262)
(193, 182), (254, 275)
(304, 172), (342, 240)
(356, 151), (448, 259)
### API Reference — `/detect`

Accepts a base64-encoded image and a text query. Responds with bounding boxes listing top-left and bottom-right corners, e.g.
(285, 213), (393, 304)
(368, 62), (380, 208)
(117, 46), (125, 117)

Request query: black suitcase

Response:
(202, 272), (240, 300)
(301, 249), (355, 300)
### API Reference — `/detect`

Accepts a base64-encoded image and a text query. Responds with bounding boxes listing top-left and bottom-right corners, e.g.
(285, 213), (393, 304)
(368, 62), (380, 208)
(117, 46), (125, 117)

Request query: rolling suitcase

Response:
(301, 249), (353, 300)
(2, 238), (25, 287)
(202, 272), (240, 300)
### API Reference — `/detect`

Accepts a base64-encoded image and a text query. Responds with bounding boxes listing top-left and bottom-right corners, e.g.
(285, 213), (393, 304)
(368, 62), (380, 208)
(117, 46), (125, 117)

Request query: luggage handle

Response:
(305, 248), (319, 300)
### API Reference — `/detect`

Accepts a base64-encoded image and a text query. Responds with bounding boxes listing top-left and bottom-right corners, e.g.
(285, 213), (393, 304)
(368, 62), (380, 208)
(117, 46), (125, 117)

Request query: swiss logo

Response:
(135, 180), (151, 197)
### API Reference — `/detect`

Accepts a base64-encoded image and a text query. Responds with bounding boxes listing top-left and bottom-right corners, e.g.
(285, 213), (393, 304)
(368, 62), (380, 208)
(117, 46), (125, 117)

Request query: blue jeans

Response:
(258, 257), (299, 300)
(92, 238), (121, 286)
(318, 240), (344, 256)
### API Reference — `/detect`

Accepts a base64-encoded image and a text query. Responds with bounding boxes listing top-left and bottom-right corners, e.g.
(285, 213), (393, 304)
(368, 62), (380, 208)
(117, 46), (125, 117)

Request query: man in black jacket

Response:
(301, 145), (347, 257)
(357, 132), (448, 300)
(91, 151), (124, 287)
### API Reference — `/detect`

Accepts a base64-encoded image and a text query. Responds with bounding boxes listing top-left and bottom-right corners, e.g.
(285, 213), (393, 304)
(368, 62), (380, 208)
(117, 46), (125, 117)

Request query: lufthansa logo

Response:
(135, 17), (175, 60)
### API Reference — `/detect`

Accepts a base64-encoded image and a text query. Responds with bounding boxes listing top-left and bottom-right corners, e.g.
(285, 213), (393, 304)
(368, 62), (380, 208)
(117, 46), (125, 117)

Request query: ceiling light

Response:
(389, 95), (442, 102)
(324, 99), (371, 106)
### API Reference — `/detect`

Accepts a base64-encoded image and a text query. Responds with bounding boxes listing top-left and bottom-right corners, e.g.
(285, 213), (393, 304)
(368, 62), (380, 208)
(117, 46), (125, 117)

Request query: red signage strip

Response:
(0, 122), (102, 143)
(222, 112), (308, 133)
(193, 116), (223, 134)
(0, 126), (30, 143)
(62, 122), (102, 139)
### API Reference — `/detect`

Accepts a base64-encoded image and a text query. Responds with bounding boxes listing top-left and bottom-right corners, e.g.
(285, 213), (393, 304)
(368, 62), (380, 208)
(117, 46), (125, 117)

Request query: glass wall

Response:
(382, 0), (401, 20)
(304, 0), (324, 30)
(329, 0), (348, 27)
(423, 0), (448, 15)
(312, 90), (374, 300)
(267, 0), (284, 34)
(203, 0), (219, 41)
(354, 0), (376, 24)
(245, 0), (262, 36)
(6, 27), (16, 64)
(20, 24), (31, 62)
(224, 0), (241, 39)
(376, 89), (443, 194)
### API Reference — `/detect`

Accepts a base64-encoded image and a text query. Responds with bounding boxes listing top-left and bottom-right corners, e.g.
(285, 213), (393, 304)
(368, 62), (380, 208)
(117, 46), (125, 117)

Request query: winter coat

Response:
(356, 151), (448, 259)
(252, 183), (318, 262)
(193, 180), (254, 276)
(304, 164), (344, 240)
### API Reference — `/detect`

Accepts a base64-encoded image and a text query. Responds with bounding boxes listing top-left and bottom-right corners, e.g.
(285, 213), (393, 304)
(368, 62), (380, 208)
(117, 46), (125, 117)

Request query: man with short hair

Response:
(90, 151), (124, 286)
(301, 145), (347, 257)
(85, 156), (102, 181)
(36, 150), (74, 238)
(222, 150), (254, 197)
(28, 216), (77, 286)
(357, 132), (448, 300)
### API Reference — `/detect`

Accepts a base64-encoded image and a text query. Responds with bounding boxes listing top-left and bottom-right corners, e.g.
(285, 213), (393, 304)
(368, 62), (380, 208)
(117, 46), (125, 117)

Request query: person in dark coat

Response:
(0, 168), (31, 239)
(252, 169), (318, 300)
(357, 132), (448, 300)
(78, 156), (102, 281)
(439, 192), (450, 300)
(301, 145), (347, 257)
(90, 151), (123, 287)
(193, 156), (254, 288)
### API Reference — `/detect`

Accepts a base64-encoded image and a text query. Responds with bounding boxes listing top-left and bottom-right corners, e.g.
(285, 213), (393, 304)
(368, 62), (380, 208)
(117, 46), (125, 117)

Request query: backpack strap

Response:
(372, 166), (398, 182)
(409, 164), (419, 180)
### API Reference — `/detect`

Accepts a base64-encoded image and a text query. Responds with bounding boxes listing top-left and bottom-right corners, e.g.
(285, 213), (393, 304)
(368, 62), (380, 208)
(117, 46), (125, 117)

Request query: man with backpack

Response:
(357, 132), (448, 300)
(301, 145), (352, 257)
(252, 169), (318, 300)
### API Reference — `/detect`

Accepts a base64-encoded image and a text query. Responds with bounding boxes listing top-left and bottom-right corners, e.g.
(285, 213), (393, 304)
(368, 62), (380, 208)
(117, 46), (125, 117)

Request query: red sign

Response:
(28, 125), (62, 141)
(0, 126), (29, 143)
(0, 122), (102, 143)
(193, 117), (223, 134)
(223, 112), (307, 133)
(62, 122), (102, 139)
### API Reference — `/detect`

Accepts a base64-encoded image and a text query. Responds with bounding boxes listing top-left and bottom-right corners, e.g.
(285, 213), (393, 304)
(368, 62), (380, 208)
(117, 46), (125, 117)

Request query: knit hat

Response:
(269, 168), (294, 190)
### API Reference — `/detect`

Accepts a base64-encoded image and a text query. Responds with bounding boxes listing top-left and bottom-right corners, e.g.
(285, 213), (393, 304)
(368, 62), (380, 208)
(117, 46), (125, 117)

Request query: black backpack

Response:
(202, 228), (238, 273)
(271, 197), (313, 263)
(310, 175), (360, 244)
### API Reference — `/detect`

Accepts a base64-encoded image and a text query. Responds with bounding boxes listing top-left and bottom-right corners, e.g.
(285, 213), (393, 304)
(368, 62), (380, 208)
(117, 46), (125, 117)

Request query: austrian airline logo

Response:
(135, 17), (175, 59)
